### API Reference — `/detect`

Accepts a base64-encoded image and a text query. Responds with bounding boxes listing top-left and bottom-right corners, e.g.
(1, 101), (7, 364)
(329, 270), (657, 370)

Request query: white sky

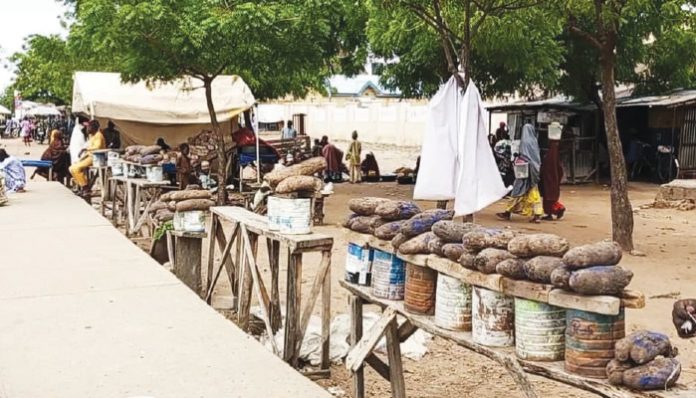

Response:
(0, 0), (69, 91)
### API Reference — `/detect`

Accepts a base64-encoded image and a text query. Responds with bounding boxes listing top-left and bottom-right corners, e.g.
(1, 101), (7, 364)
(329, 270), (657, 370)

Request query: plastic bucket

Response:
(513, 160), (529, 179)
(548, 122), (563, 140)
(345, 243), (373, 286)
(472, 287), (514, 347)
(107, 151), (120, 167)
(111, 160), (124, 176)
(146, 165), (164, 182)
(92, 152), (107, 168)
(267, 196), (311, 235)
(173, 211), (205, 232)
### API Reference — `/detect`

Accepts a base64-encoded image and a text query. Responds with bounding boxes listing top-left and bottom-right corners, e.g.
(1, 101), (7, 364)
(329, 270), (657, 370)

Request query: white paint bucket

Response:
(267, 196), (311, 235)
(435, 274), (472, 331)
(126, 163), (138, 178)
(173, 211), (205, 232)
(111, 160), (124, 176)
(472, 287), (514, 347)
(107, 151), (120, 167)
(345, 243), (373, 286)
(92, 152), (107, 168)
(146, 165), (164, 182)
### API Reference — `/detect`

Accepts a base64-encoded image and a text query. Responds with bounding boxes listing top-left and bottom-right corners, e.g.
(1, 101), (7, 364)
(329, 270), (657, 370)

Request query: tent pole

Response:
(254, 106), (261, 184)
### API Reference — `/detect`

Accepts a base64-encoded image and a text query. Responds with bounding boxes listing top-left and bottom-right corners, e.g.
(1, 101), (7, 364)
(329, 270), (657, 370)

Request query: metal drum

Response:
(435, 274), (472, 331)
(345, 243), (373, 286)
(515, 298), (566, 361)
(472, 287), (514, 347)
(565, 308), (626, 378)
(404, 263), (437, 315)
(267, 197), (312, 235)
(371, 250), (405, 300)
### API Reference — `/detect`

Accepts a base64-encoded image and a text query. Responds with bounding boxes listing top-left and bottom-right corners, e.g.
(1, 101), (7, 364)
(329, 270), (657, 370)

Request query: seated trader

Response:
(69, 120), (105, 196)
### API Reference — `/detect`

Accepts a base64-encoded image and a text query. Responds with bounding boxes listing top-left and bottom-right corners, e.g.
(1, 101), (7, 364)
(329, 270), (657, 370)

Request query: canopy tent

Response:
(0, 105), (10, 115)
(26, 105), (61, 116)
(72, 71), (256, 146)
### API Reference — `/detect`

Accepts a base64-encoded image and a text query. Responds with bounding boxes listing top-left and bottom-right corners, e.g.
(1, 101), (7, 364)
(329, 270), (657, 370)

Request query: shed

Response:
(72, 71), (256, 146)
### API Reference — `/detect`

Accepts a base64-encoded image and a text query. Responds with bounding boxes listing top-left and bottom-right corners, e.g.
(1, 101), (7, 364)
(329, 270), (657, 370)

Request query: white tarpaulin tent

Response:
(72, 71), (256, 146)
(0, 105), (11, 115)
(26, 105), (61, 116)
(414, 76), (509, 215)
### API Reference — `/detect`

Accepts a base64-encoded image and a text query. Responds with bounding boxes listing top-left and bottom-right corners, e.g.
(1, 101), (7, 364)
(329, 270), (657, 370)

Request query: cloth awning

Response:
(72, 71), (256, 146)
(27, 105), (61, 116)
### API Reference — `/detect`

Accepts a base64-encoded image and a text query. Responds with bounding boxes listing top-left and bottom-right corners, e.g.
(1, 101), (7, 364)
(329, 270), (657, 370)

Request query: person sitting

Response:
(198, 160), (218, 190)
(175, 143), (197, 189)
(0, 149), (27, 193)
(156, 137), (171, 152)
(103, 120), (121, 149)
(34, 130), (70, 183)
(69, 120), (106, 197)
(312, 139), (323, 157)
(361, 152), (380, 182)
(321, 136), (345, 183)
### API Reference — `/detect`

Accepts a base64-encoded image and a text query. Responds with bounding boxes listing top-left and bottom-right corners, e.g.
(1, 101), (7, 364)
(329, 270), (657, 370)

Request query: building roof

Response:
(326, 75), (400, 98)
(487, 95), (594, 112)
(616, 89), (696, 108)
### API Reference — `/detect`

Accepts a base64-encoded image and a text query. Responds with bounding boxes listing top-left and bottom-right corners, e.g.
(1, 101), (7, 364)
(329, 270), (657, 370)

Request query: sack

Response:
(154, 209), (174, 222)
(391, 233), (409, 251)
(442, 244), (465, 262)
(496, 259), (527, 280)
(350, 216), (380, 234)
(264, 157), (327, 187)
(508, 234), (569, 257)
(139, 145), (163, 156)
(374, 221), (404, 240)
(399, 232), (438, 255)
(343, 214), (359, 229)
(524, 256), (564, 284)
(427, 236), (445, 256)
(140, 154), (163, 165)
(375, 201), (422, 221)
(458, 252), (476, 270)
(474, 248), (516, 274)
(163, 190), (212, 202)
(620, 358), (681, 390)
(348, 197), (392, 216)
(175, 199), (215, 212)
(568, 266), (633, 295)
(275, 176), (324, 194)
(150, 201), (169, 213)
(562, 241), (623, 270)
(550, 265), (572, 289)
(401, 209), (455, 238)
(432, 221), (478, 243)
(614, 330), (677, 365)
(462, 228), (516, 252)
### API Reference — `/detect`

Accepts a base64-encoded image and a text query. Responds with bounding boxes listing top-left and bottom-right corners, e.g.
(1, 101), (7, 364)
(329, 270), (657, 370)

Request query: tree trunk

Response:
(599, 49), (634, 251)
(203, 77), (229, 205)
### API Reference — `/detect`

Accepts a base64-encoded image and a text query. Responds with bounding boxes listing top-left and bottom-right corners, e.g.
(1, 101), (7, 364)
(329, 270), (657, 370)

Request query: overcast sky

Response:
(0, 0), (69, 91)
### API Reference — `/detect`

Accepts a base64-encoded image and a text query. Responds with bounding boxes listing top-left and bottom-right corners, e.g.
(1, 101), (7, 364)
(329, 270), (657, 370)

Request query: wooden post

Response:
(237, 230), (256, 332)
(206, 215), (218, 299)
(173, 234), (204, 297)
(321, 249), (331, 371)
(284, 251), (303, 366)
(267, 239), (282, 333)
(384, 318), (406, 398)
(349, 295), (365, 398)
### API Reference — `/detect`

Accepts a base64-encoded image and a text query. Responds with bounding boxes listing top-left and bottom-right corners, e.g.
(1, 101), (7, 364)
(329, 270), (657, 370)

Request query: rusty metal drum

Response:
(434, 274), (472, 331)
(565, 308), (626, 378)
(514, 298), (566, 361)
(371, 249), (405, 300)
(404, 263), (437, 314)
(472, 287), (515, 347)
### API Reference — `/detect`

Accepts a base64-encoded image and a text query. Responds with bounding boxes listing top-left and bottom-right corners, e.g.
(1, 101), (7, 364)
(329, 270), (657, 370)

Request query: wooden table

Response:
(341, 232), (693, 398)
(167, 230), (207, 297)
(108, 176), (171, 236)
(206, 206), (334, 374)
(90, 166), (111, 216)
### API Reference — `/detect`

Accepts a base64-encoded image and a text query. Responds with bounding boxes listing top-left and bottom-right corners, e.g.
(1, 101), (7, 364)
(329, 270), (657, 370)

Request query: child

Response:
(346, 130), (362, 184)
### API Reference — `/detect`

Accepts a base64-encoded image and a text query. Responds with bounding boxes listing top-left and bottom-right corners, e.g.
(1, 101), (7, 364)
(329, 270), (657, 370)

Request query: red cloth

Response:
(322, 144), (344, 172)
(541, 141), (564, 215)
(233, 127), (281, 158)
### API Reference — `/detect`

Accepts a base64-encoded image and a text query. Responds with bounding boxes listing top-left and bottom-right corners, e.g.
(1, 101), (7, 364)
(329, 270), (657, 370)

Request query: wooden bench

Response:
(206, 206), (334, 375)
(342, 231), (692, 398)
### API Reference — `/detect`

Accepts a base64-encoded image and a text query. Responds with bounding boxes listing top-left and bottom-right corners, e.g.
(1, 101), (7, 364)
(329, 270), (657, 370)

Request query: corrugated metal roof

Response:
(617, 90), (696, 107)
(487, 95), (594, 112)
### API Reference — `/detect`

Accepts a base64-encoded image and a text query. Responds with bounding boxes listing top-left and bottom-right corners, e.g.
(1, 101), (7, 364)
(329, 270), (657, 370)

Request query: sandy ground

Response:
(5, 137), (696, 397)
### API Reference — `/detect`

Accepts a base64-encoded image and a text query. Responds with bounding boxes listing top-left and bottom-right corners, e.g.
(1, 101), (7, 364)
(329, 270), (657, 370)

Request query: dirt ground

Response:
(5, 137), (696, 397)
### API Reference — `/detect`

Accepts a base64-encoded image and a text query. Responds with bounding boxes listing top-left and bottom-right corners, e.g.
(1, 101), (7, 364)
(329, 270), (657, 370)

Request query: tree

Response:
(72, 0), (367, 203)
(367, 0), (564, 96)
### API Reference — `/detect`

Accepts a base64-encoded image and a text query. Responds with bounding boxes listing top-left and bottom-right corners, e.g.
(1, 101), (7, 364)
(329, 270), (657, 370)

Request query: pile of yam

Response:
(150, 188), (215, 223)
(122, 145), (165, 164)
(606, 331), (681, 390)
(344, 197), (422, 240)
(264, 157), (326, 188)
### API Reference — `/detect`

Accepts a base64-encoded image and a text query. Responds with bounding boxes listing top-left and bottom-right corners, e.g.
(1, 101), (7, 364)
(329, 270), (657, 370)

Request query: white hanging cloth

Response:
(413, 76), (508, 215)
(413, 77), (460, 200)
(69, 118), (87, 165)
(454, 80), (509, 215)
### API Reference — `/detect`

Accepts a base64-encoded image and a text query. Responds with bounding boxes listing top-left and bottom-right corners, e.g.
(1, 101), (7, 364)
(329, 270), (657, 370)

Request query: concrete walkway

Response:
(0, 182), (330, 398)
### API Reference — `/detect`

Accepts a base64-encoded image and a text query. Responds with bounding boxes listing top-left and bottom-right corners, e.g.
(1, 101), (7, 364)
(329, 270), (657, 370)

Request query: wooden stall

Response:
(206, 206), (334, 374)
(342, 231), (692, 398)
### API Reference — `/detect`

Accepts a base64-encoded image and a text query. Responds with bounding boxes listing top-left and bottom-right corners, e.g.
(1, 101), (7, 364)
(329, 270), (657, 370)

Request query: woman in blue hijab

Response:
(496, 123), (543, 223)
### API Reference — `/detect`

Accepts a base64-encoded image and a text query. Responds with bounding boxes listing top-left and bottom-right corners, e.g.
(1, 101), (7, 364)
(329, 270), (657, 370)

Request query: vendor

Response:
(156, 137), (171, 152)
(198, 160), (217, 190)
(361, 152), (380, 179)
(69, 120), (105, 196)
(34, 130), (70, 182)
(0, 149), (27, 193)
(175, 143), (197, 189)
(321, 136), (346, 182)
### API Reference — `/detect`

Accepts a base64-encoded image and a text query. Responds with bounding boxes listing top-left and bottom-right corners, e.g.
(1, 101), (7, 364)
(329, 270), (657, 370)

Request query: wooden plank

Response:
(173, 235), (204, 297)
(267, 239), (282, 333)
(397, 321), (418, 343)
(284, 252), (303, 365)
(321, 250), (331, 371)
(215, 224), (237, 293)
(502, 279), (554, 302)
(296, 251), (332, 360)
(365, 354), (390, 382)
(345, 307), (397, 373)
(170, 230), (207, 239)
(237, 228), (254, 332)
(398, 253), (429, 267)
(384, 318), (406, 398)
(427, 256), (503, 292)
(349, 295), (365, 398)
(548, 289), (621, 316)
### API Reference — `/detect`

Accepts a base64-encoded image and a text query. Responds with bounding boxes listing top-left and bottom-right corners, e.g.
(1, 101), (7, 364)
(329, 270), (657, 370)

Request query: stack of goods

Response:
(345, 197), (421, 238)
(264, 157), (326, 195)
(566, 309), (625, 378)
(149, 186), (215, 225)
(187, 130), (218, 163)
(371, 250), (406, 300)
(122, 145), (165, 165)
(606, 331), (681, 390)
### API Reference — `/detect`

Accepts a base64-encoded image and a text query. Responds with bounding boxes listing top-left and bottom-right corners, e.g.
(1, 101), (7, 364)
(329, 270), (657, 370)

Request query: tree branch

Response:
(568, 18), (602, 49)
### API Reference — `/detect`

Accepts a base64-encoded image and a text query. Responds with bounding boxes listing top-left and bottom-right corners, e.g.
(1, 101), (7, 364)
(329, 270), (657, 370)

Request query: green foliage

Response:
(367, 0), (565, 98)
